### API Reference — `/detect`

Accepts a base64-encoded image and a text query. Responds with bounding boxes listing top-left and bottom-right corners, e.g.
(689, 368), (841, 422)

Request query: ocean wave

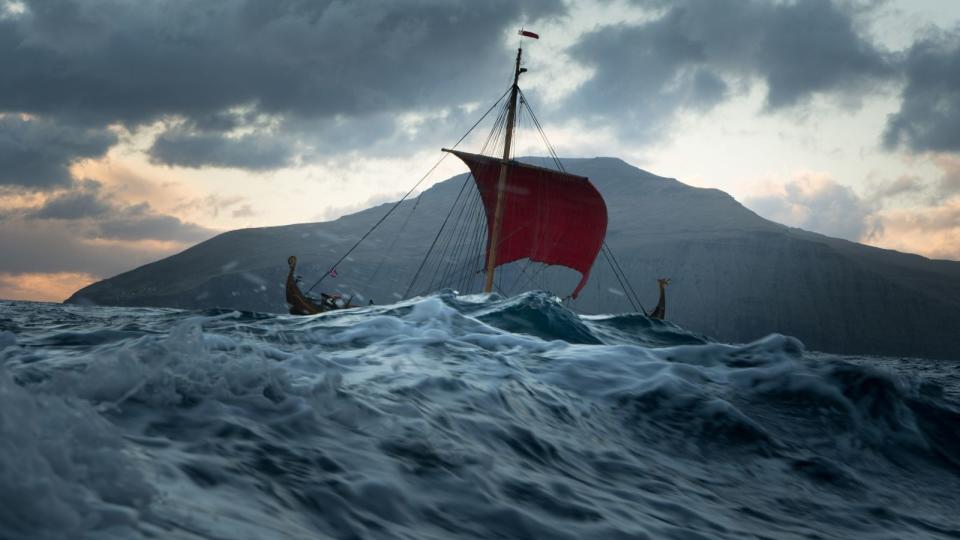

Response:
(1, 294), (959, 539)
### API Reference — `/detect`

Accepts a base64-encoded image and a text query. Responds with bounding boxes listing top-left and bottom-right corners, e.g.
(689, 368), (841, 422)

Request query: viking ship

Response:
(286, 31), (657, 317)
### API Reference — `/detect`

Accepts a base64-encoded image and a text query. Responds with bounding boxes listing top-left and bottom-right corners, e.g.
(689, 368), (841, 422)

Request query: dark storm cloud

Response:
(867, 174), (927, 203)
(0, 182), (214, 279)
(0, 218), (181, 276)
(566, 0), (892, 138)
(145, 107), (473, 169)
(0, 0), (562, 127)
(148, 130), (297, 170)
(95, 204), (214, 243)
(29, 180), (111, 219)
(883, 31), (960, 153)
(25, 181), (217, 243)
(0, 116), (116, 189)
(0, 0), (561, 171)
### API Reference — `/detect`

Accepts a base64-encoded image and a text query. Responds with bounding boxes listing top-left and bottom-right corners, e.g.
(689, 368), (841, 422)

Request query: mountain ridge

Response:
(66, 156), (960, 360)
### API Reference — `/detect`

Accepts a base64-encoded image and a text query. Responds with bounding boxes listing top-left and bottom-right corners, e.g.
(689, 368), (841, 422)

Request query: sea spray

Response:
(1, 293), (958, 539)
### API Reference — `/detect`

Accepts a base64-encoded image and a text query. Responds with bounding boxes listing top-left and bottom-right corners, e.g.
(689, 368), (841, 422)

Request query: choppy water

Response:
(1, 292), (959, 540)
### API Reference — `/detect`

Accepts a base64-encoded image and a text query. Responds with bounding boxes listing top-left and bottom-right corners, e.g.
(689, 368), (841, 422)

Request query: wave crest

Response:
(1, 294), (958, 539)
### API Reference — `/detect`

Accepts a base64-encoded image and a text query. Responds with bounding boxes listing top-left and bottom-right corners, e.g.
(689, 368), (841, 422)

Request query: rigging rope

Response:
(449, 188), (484, 288)
(385, 83), (649, 316)
(461, 192), (488, 292)
(600, 245), (638, 312)
(601, 243), (646, 314)
(433, 182), (478, 291)
(519, 90), (565, 173)
(405, 92), (516, 297)
(404, 174), (472, 298)
(366, 194), (420, 286)
(306, 87), (511, 294)
(520, 88), (649, 315)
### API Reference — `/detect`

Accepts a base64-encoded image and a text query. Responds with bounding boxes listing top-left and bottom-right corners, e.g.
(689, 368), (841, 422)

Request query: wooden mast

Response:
(483, 46), (523, 293)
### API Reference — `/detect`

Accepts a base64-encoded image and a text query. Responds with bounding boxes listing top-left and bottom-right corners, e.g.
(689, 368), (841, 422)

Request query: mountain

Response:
(66, 157), (960, 360)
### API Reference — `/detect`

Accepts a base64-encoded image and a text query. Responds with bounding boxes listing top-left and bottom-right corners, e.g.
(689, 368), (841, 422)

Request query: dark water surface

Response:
(1, 293), (959, 539)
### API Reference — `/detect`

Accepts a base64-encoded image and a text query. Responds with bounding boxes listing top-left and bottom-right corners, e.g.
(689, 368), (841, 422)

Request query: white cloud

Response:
(745, 173), (877, 241)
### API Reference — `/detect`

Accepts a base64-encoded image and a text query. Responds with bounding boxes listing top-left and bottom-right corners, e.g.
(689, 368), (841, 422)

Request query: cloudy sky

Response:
(2, 0), (959, 301)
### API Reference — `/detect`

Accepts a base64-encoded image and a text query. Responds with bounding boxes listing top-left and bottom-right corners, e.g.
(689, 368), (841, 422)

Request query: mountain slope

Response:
(66, 157), (960, 359)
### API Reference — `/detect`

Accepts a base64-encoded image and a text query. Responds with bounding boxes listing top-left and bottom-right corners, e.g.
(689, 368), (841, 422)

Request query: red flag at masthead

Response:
(518, 29), (539, 39)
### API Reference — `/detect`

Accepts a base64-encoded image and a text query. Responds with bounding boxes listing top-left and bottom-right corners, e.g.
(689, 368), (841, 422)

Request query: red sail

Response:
(445, 150), (607, 298)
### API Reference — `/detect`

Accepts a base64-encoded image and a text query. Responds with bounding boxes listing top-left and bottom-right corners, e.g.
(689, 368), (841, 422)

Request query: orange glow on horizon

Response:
(865, 199), (960, 261)
(0, 272), (100, 303)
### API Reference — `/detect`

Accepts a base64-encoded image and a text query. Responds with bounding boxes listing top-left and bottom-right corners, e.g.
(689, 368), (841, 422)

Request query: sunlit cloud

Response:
(0, 0), (26, 20)
(740, 153), (960, 260)
(744, 173), (877, 241)
(866, 199), (960, 260)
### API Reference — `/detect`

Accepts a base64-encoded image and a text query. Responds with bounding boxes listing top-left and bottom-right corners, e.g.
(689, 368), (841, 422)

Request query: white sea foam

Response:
(0, 294), (958, 539)
(0, 368), (153, 540)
